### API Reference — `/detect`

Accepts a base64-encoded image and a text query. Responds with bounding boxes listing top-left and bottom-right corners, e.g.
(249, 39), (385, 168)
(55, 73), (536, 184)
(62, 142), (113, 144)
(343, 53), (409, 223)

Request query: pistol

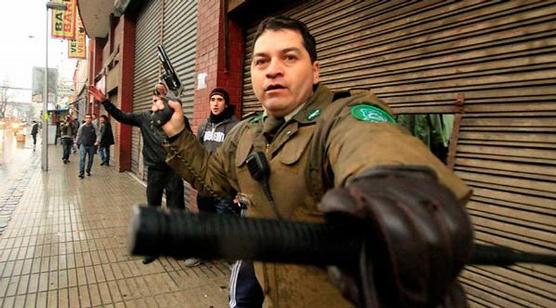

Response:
(156, 45), (182, 96)
(152, 45), (182, 127)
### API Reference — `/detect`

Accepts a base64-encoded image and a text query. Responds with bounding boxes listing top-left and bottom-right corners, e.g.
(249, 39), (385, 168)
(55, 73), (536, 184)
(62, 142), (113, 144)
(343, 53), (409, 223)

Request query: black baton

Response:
(128, 206), (556, 266)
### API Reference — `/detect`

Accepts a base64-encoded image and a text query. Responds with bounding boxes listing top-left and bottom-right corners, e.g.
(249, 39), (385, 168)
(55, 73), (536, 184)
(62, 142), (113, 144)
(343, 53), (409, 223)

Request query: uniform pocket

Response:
(235, 136), (253, 168)
(278, 127), (313, 165)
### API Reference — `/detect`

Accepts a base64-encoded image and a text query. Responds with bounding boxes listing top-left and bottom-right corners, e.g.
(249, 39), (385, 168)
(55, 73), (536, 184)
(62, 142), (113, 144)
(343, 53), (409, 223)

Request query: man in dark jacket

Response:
(30, 121), (39, 151)
(88, 84), (189, 263)
(88, 84), (188, 213)
(60, 115), (76, 164)
(195, 87), (263, 308)
(76, 114), (99, 178)
(98, 115), (115, 166)
(196, 87), (239, 213)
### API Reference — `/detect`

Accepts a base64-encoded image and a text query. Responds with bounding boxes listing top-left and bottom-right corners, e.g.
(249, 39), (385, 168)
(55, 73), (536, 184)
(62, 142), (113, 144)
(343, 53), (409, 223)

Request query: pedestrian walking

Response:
(60, 115), (76, 164)
(76, 114), (99, 178)
(98, 115), (115, 166)
(30, 121), (39, 151)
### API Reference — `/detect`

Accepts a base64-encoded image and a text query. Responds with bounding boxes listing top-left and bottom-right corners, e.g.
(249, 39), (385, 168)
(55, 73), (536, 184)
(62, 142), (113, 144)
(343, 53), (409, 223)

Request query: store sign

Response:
(51, 0), (77, 40)
(68, 11), (86, 59)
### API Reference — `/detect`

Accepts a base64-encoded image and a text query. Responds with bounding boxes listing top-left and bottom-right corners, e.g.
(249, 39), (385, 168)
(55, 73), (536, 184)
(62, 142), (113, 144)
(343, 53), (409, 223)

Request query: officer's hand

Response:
(319, 166), (473, 307)
(151, 96), (184, 137)
(88, 86), (106, 103)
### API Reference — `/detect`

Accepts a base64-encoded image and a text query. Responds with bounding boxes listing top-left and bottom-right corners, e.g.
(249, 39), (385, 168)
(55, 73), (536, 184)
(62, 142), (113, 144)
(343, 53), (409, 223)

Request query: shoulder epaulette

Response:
(332, 90), (351, 101)
(243, 111), (264, 123)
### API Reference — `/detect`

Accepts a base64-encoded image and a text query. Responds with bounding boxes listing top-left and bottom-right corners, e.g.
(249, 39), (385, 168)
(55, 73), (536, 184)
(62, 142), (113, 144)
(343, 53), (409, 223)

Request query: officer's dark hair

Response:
(100, 115), (109, 121)
(253, 16), (317, 63)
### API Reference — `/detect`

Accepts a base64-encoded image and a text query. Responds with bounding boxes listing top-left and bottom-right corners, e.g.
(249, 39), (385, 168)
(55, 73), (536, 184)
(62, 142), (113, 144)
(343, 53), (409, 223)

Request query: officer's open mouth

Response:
(265, 84), (286, 92)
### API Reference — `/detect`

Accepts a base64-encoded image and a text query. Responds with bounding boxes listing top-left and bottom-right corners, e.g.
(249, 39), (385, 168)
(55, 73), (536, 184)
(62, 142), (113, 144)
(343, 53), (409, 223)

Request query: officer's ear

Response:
(312, 60), (320, 84)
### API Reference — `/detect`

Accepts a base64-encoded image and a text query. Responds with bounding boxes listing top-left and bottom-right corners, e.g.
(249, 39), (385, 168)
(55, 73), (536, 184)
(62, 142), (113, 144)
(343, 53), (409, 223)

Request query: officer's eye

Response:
(284, 54), (297, 63)
(253, 58), (269, 67)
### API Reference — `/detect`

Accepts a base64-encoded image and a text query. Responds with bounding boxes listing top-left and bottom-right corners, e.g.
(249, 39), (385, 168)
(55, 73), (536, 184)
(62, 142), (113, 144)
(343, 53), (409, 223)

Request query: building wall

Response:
(192, 0), (243, 133)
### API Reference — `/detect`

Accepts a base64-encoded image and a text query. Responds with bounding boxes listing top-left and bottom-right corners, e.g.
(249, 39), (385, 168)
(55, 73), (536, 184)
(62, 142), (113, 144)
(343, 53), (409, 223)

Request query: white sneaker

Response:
(184, 258), (202, 267)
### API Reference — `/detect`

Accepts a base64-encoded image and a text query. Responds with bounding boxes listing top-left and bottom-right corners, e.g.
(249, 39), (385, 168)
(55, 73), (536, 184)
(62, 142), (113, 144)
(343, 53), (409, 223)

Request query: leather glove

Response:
(319, 166), (473, 307)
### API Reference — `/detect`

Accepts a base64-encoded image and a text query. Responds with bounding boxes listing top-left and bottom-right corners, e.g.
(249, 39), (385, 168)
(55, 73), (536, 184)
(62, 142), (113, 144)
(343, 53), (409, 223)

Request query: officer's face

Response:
(210, 94), (226, 116)
(251, 29), (320, 118)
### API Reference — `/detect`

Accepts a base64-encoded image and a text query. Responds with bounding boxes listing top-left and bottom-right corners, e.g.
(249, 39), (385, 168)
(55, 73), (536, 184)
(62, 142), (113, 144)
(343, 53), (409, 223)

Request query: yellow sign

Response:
(68, 11), (86, 59)
(51, 0), (77, 40)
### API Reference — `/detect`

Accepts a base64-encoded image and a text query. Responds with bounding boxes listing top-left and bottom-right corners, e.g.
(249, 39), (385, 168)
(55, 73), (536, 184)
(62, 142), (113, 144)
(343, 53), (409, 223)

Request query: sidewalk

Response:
(0, 145), (230, 308)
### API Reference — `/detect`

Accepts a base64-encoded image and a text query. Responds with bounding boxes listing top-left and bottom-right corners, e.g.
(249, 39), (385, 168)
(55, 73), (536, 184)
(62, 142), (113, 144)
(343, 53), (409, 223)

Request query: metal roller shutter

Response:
(241, 0), (556, 306)
(132, 0), (163, 178)
(162, 0), (197, 119)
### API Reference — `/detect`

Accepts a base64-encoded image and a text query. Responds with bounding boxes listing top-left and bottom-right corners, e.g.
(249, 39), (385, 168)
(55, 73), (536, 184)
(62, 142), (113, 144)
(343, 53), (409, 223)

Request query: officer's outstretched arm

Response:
(318, 166), (473, 307)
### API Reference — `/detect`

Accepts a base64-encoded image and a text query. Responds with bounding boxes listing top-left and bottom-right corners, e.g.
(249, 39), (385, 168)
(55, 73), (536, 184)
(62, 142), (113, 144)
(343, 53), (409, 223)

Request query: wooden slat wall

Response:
(241, 0), (556, 306)
(132, 0), (162, 178)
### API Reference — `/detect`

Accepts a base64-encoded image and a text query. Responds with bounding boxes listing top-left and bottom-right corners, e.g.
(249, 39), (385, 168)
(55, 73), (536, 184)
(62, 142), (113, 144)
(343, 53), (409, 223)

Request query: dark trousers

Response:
(199, 198), (261, 307)
(32, 134), (37, 145)
(146, 166), (185, 209)
(229, 260), (264, 308)
(61, 138), (73, 160)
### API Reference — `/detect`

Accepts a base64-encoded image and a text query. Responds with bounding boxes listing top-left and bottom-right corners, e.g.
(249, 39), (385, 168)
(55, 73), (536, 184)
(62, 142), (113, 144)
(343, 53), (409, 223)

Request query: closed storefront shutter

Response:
(132, 0), (197, 179)
(241, 0), (556, 306)
(162, 0), (197, 119)
(132, 0), (163, 178)
(107, 93), (119, 164)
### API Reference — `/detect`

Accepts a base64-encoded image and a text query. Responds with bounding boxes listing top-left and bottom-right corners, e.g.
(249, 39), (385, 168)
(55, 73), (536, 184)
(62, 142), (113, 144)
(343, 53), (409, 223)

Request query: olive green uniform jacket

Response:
(164, 84), (471, 307)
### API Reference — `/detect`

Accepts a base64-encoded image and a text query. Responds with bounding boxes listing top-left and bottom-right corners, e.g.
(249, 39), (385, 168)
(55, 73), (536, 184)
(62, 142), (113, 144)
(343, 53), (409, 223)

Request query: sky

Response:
(0, 0), (77, 102)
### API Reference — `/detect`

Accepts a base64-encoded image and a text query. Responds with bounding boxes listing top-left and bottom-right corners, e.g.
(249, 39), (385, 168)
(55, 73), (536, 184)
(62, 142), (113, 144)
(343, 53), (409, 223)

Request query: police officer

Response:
(154, 16), (473, 307)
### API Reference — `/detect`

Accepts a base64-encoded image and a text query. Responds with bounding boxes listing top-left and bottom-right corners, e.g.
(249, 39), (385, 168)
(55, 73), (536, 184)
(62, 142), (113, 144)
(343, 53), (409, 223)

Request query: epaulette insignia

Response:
(306, 109), (321, 121)
(351, 104), (395, 123)
(247, 112), (264, 123)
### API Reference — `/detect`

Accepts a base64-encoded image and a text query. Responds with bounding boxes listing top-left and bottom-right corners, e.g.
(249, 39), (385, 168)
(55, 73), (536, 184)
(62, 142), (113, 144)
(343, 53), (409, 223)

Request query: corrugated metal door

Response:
(160, 0), (197, 206)
(107, 93), (118, 164)
(132, 0), (197, 179)
(162, 0), (197, 119)
(241, 0), (556, 306)
(132, 0), (163, 178)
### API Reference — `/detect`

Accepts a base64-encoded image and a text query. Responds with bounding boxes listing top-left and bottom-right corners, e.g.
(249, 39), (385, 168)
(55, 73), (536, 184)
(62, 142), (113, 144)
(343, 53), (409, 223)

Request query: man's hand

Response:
(88, 86), (106, 103)
(319, 166), (473, 307)
(154, 83), (168, 96)
(151, 96), (185, 137)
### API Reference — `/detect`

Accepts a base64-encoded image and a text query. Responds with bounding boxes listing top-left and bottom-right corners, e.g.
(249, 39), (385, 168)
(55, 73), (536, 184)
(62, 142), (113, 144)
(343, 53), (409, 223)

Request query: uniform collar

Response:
(259, 83), (333, 125)
(292, 83), (333, 124)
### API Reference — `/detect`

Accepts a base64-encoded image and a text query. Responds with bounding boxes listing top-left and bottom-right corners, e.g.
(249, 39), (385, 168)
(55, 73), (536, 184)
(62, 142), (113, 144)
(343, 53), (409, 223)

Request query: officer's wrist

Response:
(167, 127), (185, 143)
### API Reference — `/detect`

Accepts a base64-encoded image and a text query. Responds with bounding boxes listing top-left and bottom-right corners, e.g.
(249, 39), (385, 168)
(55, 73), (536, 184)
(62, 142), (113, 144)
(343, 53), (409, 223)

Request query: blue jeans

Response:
(99, 146), (110, 164)
(79, 145), (95, 175)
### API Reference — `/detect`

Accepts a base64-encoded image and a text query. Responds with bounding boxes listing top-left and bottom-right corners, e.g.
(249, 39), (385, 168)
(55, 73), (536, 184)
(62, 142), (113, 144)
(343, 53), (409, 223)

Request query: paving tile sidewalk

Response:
(0, 146), (230, 308)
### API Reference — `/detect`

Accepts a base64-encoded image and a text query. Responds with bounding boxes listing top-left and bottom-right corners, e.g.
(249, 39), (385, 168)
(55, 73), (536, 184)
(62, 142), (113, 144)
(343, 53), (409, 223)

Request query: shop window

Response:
(395, 114), (454, 164)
